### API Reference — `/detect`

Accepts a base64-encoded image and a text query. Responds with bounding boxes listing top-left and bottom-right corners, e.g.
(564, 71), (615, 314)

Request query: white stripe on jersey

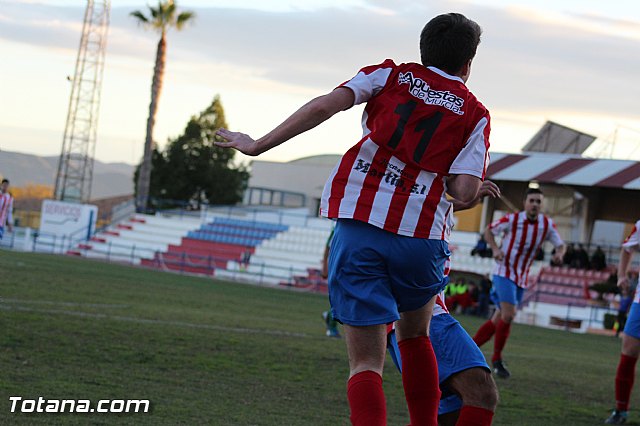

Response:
(623, 220), (640, 252)
(0, 193), (13, 227)
(333, 139), (379, 218)
(369, 156), (407, 226)
(396, 169), (437, 236)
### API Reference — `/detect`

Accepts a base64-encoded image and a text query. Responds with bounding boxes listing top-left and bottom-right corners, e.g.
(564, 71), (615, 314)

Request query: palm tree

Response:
(131, 1), (195, 211)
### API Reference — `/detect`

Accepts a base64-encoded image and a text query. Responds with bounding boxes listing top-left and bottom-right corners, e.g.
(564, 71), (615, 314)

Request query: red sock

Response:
(616, 353), (638, 411)
(473, 320), (496, 347)
(491, 319), (511, 363)
(398, 336), (440, 426)
(347, 370), (386, 426)
(456, 405), (494, 426)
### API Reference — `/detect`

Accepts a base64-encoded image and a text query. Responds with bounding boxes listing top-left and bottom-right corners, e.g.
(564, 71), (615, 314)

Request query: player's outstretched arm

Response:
(451, 180), (500, 212)
(215, 87), (355, 156)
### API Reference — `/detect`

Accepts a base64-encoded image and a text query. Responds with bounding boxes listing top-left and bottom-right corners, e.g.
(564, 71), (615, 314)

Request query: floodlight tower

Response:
(54, 0), (110, 203)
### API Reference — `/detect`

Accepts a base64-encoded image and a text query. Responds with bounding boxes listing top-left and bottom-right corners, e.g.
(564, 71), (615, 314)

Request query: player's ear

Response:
(460, 59), (472, 82)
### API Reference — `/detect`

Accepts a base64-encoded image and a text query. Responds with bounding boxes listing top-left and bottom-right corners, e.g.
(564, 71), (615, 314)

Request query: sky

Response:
(1, 0), (639, 167)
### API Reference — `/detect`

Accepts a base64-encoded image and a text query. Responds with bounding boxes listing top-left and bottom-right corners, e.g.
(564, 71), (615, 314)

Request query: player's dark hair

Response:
(1, 179), (8, 184)
(525, 187), (543, 199)
(420, 13), (482, 75)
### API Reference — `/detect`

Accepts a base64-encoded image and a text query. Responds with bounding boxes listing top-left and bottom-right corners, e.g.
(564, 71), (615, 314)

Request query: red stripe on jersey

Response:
(441, 204), (452, 240)
(383, 164), (420, 234)
(414, 174), (444, 236)
(503, 214), (519, 280)
(624, 226), (638, 244)
(490, 215), (509, 229)
(511, 219), (530, 285)
(435, 296), (448, 313)
(520, 218), (539, 284)
(352, 149), (394, 223)
(327, 138), (367, 217)
(386, 323), (394, 335)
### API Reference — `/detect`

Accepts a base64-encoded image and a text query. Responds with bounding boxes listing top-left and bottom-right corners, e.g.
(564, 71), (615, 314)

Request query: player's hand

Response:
(551, 252), (563, 264)
(492, 248), (505, 261)
(215, 128), (260, 156)
(618, 276), (630, 293)
(478, 180), (501, 200)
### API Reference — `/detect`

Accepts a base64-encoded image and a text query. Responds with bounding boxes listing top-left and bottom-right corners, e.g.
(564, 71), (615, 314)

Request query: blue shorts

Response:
(328, 219), (450, 326)
(490, 275), (524, 307)
(623, 303), (640, 339)
(387, 314), (490, 415)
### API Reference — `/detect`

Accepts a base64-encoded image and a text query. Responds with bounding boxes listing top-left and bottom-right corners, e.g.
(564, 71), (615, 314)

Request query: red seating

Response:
(529, 265), (614, 307)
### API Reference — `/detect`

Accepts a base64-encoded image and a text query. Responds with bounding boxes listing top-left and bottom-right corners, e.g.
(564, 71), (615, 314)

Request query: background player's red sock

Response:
(347, 370), (386, 426)
(456, 405), (494, 426)
(398, 336), (440, 426)
(491, 319), (511, 363)
(473, 320), (496, 347)
(615, 353), (638, 411)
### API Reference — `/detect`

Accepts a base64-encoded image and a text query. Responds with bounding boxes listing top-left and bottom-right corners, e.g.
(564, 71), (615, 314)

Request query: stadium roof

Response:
(487, 152), (640, 190)
(522, 121), (596, 154)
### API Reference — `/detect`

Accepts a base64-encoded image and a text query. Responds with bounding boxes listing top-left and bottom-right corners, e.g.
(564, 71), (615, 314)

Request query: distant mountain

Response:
(0, 150), (134, 199)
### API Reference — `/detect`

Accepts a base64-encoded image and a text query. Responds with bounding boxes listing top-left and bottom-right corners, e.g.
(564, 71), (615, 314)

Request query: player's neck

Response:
(526, 213), (538, 222)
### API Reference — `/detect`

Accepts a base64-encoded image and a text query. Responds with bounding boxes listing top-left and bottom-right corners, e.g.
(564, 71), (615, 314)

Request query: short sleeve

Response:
(545, 219), (564, 248)
(623, 221), (640, 252)
(449, 112), (491, 179)
(338, 59), (395, 105)
(488, 214), (511, 236)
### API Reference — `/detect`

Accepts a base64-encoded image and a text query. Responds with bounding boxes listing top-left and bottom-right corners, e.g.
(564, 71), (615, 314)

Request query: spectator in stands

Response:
(240, 249), (252, 271)
(0, 178), (14, 240)
(476, 274), (492, 318)
(591, 245), (607, 271)
(574, 244), (590, 269)
(563, 243), (575, 267)
(471, 234), (490, 258)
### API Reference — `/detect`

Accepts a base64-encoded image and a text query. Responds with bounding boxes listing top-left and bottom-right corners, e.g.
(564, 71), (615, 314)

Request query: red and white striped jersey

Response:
(489, 211), (564, 288)
(623, 220), (640, 252)
(622, 221), (640, 303)
(320, 59), (491, 241)
(0, 192), (13, 228)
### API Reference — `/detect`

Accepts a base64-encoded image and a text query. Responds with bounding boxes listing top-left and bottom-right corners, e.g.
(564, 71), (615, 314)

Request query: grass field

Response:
(0, 250), (637, 425)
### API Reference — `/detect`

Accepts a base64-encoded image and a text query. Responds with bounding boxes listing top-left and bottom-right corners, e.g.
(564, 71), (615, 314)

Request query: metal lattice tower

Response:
(54, 0), (110, 203)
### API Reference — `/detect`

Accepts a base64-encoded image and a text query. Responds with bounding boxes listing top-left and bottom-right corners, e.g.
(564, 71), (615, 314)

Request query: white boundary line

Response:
(0, 304), (309, 338)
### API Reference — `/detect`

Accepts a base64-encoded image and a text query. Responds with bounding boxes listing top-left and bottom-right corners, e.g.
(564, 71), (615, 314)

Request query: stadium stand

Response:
(66, 214), (201, 264)
(525, 266), (613, 307)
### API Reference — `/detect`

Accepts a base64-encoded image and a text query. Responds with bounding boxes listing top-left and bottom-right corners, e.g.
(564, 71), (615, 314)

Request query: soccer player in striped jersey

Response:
(217, 13), (489, 425)
(605, 220), (640, 425)
(473, 187), (565, 379)
(0, 179), (14, 240)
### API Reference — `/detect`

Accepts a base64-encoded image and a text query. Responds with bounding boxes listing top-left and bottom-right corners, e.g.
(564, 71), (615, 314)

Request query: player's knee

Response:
(452, 370), (499, 410)
(622, 334), (640, 358)
(501, 311), (515, 323)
